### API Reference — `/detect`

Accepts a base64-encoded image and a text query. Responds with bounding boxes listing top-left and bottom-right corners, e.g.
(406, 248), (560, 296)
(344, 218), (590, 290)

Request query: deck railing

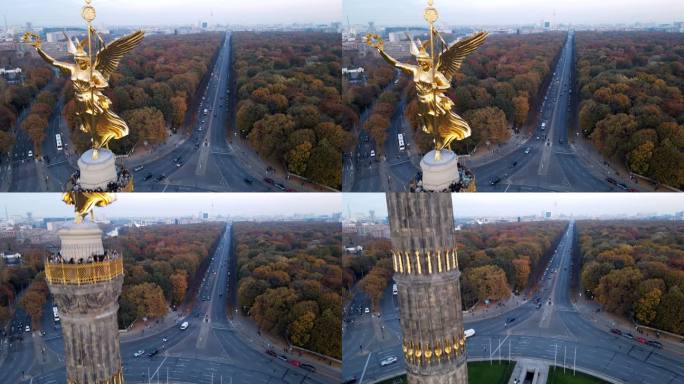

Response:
(45, 256), (123, 285)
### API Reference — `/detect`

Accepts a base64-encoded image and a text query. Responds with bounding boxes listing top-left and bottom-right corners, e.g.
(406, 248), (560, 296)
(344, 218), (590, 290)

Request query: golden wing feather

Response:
(437, 31), (488, 81)
(95, 30), (145, 80)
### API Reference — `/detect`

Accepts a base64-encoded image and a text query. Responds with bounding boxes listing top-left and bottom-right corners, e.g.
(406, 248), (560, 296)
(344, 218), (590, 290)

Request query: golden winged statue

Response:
(367, 29), (487, 152)
(23, 27), (144, 157)
(63, 191), (116, 224)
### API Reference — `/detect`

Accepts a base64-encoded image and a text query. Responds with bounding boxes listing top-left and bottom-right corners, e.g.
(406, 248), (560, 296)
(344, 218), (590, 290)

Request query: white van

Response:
(464, 329), (475, 339)
(180, 321), (189, 330)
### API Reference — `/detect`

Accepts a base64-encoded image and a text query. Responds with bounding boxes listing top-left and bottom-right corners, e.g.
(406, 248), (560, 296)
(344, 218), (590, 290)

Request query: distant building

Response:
(0, 67), (22, 84)
(0, 252), (22, 266)
(342, 67), (365, 83)
(344, 245), (363, 254)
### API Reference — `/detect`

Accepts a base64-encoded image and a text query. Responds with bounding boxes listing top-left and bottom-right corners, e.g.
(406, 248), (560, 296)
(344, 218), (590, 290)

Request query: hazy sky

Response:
(5, 0), (341, 27)
(342, 193), (684, 219)
(0, 193), (341, 218)
(344, 0), (684, 26)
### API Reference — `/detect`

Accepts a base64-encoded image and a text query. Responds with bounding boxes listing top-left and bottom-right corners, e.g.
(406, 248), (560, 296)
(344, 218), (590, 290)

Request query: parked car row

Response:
(610, 328), (663, 349)
(265, 350), (317, 373)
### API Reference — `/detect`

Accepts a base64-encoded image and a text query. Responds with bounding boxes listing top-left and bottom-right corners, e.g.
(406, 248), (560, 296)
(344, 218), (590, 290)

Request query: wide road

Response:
(5, 32), (294, 192)
(1, 224), (339, 384)
(342, 222), (684, 384)
(348, 32), (620, 192)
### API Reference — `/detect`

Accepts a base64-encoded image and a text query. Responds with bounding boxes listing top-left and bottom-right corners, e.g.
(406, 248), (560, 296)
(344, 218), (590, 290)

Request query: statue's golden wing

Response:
(95, 30), (144, 80)
(437, 31), (488, 81)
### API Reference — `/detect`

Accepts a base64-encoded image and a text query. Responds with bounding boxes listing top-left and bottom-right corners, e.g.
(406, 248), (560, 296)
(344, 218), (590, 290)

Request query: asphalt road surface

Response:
(0, 224), (340, 384)
(342, 222), (684, 384)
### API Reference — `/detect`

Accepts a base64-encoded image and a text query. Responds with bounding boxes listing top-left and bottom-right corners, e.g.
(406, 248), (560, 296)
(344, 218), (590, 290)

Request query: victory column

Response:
(23, 1), (144, 382)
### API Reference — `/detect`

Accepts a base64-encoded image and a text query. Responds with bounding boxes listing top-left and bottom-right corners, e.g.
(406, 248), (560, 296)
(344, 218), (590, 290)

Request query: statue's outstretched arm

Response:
(35, 47), (72, 75)
(377, 49), (414, 75)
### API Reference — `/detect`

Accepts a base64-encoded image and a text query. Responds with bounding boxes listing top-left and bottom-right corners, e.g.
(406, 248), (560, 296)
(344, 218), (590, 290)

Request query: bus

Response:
(397, 133), (405, 151)
(55, 134), (63, 151)
(52, 306), (60, 323)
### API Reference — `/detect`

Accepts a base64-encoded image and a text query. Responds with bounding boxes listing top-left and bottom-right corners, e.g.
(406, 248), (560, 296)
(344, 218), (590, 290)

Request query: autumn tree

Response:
(21, 114), (48, 155)
(512, 95), (529, 127)
(465, 265), (511, 302)
(169, 270), (188, 306)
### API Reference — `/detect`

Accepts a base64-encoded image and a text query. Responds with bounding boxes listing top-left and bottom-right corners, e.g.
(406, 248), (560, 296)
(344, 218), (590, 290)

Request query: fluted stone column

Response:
(386, 193), (467, 384)
(47, 223), (124, 384)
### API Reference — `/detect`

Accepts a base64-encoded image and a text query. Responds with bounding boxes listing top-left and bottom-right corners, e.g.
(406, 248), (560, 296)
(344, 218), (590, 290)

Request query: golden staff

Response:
(424, 0), (440, 159)
(81, 0), (98, 160)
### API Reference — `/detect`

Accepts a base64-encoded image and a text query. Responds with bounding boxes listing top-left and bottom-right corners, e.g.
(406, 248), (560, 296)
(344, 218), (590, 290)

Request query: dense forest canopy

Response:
(575, 32), (684, 188)
(64, 32), (223, 154)
(106, 222), (224, 328)
(0, 54), (57, 156)
(457, 221), (566, 307)
(233, 32), (352, 189)
(577, 220), (684, 334)
(234, 221), (342, 358)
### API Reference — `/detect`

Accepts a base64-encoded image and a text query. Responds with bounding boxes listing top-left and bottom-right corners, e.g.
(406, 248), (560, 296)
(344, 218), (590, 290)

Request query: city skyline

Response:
(344, 0), (684, 27)
(0, 193), (341, 218)
(342, 193), (684, 219)
(3, 0), (341, 27)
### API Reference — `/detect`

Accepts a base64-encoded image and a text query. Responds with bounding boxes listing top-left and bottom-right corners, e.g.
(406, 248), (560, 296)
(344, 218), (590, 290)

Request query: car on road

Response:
(288, 359), (301, 367)
(180, 321), (189, 331)
(133, 350), (145, 357)
(622, 332), (634, 339)
(175, 161), (183, 168)
(635, 336), (647, 344)
(148, 349), (159, 357)
(162, 337), (168, 343)
(243, 178), (253, 185)
(489, 177), (501, 185)
(266, 350), (277, 357)
(28, 150), (33, 158)
(504, 317), (516, 326)
(273, 183), (286, 191)
(300, 363), (316, 373)
(380, 356), (398, 367)
(647, 340), (663, 349)
(24, 325), (30, 332)
(155, 174), (166, 182)
(610, 328), (622, 336)
(278, 355), (288, 362)
(364, 307), (370, 314)
(464, 329), (475, 338)
(524, 147), (531, 154)
(133, 165), (144, 172)
(370, 150), (376, 158)
(263, 177), (274, 185)
(536, 303), (542, 309)
(605, 177), (617, 185)
(617, 183), (628, 190)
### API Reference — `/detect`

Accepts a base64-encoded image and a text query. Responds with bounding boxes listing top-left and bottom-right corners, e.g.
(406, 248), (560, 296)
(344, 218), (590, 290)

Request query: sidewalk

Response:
(462, 132), (529, 169)
(123, 132), (188, 167)
(231, 310), (341, 370)
(571, 134), (657, 191)
(572, 294), (684, 355)
(463, 294), (528, 323)
(119, 310), (185, 343)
